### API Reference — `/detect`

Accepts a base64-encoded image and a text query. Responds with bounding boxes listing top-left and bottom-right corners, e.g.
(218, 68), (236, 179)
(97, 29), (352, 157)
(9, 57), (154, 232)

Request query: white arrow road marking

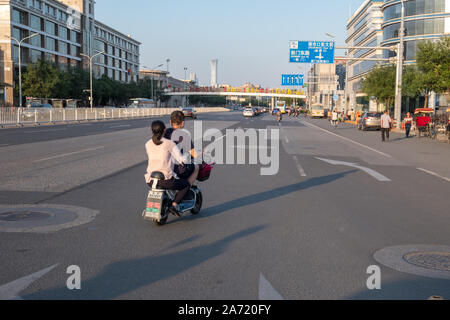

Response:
(259, 273), (284, 300)
(0, 264), (59, 300)
(316, 157), (391, 182)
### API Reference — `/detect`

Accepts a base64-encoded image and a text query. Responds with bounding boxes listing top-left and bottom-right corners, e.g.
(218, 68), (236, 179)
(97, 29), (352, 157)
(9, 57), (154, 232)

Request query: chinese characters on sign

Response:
(289, 41), (335, 64)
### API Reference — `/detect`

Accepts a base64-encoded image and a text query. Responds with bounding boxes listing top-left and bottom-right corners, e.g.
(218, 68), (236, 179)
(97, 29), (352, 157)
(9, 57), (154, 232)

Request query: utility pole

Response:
(394, 0), (405, 129)
(81, 51), (105, 109)
(6, 33), (38, 108)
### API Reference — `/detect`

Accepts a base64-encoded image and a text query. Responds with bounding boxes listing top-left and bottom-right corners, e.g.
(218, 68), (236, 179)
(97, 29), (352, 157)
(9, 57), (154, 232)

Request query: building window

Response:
(46, 37), (56, 51)
(30, 34), (42, 48)
(59, 41), (68, 54)
(45, 53), (56, 64)
(45, 21), (56, 35)
(30, 49), (42, 63)
(58, 26), (68, 40)
(30, 14), (42, 31)
(70, 31), (79, 43)
(12, 9), (27, 25)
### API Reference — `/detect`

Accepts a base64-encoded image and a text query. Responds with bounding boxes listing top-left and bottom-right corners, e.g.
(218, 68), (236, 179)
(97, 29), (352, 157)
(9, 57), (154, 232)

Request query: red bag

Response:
(197, 162), (214, 182)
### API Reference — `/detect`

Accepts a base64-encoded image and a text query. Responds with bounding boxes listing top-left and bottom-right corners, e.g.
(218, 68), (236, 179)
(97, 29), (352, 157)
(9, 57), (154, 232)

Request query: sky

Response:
(95, 0), (366, 88)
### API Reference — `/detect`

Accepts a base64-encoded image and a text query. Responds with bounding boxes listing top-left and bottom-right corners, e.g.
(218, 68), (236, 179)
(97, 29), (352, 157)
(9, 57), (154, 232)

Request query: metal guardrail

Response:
(0, 107), (229, 126)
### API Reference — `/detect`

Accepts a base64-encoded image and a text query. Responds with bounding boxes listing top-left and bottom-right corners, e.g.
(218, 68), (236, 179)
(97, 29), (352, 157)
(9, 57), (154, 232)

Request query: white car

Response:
(243, 108), (255, 117)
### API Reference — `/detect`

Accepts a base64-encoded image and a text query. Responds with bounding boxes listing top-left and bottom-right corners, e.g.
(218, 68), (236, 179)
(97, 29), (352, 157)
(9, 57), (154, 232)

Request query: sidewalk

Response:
(308, 118), (450, 181)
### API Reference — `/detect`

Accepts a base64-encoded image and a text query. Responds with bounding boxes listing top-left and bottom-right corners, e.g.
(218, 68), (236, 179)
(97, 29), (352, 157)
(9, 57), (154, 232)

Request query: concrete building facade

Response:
(346, 0), (384, 112)
(0, 0), (140, 106)
(381, 0), (450, 110)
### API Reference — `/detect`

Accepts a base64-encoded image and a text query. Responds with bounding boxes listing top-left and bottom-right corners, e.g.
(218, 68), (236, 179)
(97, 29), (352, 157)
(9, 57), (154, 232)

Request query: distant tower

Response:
(211, 59), (218, 87)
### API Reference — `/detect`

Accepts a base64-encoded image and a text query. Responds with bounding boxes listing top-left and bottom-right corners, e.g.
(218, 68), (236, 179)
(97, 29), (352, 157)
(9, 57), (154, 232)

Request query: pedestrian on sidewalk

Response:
(403, 112), (414, 138)
(381, 110), (392, 142)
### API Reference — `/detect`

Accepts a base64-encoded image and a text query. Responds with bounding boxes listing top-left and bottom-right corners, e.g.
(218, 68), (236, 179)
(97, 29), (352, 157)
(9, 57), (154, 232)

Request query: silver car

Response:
(358, 112), (382, 131)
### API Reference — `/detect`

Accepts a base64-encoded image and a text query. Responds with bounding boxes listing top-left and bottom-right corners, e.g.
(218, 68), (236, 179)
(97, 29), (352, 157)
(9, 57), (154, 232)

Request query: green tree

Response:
(402, 65), (423, 99)
(416, 37), (450, 106)
(22, 60), (64, 98)
(361, 64), (396, 111)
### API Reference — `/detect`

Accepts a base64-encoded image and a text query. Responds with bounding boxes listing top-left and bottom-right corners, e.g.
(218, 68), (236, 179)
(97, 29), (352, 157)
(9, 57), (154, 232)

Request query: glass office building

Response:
(381, 0), (450, 61)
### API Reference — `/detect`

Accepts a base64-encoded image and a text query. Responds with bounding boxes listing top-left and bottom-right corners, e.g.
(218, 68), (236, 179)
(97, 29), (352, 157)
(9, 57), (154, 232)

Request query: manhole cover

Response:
(0, 211), (52, 222)
(0, 204), (99, 233)
(374, 245), (450, 280)
(404, 252), (450, 272)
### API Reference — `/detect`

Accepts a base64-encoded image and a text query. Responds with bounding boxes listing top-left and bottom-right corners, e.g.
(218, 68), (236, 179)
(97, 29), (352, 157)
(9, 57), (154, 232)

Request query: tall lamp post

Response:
(6, 33), (39, 108)
(394, 0), (405, 129)
(81, 51), (105, 109)
(184, 67), (188, 107)
(144, 64), (164, 106)
(325, 33), (337, 111)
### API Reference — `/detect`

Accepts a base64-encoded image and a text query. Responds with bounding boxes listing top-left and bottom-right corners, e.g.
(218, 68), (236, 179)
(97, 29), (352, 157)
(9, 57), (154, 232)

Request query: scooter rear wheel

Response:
(191, 190), (202, 215)
(154, 199), (169, 226)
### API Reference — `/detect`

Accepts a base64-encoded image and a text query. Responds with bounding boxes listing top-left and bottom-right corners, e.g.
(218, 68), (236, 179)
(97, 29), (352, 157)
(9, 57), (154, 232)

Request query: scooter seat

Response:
(151, 171), (165, 180)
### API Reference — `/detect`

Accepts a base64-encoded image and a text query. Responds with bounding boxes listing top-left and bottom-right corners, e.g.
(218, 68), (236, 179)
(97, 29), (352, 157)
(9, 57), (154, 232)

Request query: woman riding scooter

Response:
(145, 120), (190, 217)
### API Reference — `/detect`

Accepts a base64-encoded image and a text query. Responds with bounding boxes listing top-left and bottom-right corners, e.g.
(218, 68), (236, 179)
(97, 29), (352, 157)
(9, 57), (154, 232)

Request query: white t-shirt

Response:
(145, 138), (187, 183)
(332, 112), (338, 121)
(381, 114), (392, 129)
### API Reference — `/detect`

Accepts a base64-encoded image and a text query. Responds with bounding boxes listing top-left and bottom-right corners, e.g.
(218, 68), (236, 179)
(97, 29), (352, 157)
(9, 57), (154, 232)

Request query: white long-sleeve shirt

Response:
(145, 138), (187, 183)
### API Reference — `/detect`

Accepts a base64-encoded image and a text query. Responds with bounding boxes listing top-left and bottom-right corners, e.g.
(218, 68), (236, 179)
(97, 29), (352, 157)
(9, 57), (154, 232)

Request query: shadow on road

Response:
(194, 170), (357, 220)
(346, 277), (450, 300)
(22, 225), (266, 300)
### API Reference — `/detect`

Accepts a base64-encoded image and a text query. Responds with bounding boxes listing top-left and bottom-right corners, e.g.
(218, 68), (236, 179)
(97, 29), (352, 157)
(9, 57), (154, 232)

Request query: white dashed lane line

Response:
(293, 156), (307, 177)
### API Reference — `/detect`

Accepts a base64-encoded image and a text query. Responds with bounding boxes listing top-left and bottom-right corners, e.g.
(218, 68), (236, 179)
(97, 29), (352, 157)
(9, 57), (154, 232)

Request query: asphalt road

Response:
(0, 111), (449, 300)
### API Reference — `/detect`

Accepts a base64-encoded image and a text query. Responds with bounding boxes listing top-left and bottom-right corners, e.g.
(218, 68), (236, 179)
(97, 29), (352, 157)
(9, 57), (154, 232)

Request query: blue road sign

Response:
(333, 94), (339, 101)
(282, 74), (304, 86)
(289, 41), (335, 64)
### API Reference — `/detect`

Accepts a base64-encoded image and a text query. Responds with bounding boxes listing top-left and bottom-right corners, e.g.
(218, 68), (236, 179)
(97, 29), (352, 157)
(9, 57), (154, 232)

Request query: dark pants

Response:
(405, 123), (412, 138)
(148, 178), (189, 204)
(381, 128), (390, 141)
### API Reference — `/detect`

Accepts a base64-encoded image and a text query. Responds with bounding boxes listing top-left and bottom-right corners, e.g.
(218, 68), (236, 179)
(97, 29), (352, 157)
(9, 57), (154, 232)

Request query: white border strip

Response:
(417, 168), (450, 182)
(301, 120), (392, 158)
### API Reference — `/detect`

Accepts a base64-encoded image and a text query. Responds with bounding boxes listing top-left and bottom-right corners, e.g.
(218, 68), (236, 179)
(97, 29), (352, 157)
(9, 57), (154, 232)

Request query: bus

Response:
(310, 103), (325, 118)
(276, 101), (287, 114)
(129, 98), (156, 108)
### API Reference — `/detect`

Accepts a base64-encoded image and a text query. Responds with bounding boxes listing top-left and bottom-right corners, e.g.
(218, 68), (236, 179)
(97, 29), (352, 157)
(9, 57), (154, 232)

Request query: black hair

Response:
(171, 111), (185, 125)
(151, 120), (166, 146)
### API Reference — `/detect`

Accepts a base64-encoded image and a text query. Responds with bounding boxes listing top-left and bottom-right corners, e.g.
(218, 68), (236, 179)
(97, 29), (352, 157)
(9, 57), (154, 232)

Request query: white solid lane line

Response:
(316, 157), (391, 182)
(0, 144), (10, 147)
(110, 124), (131, 129)
(26, 128), (67, 134)
(417, 168), (450, 182)
(301, 120), (392, 158)
(0, 264), (59, 300)
(33, 146), (105, 163)
(293, 155), (307, 177)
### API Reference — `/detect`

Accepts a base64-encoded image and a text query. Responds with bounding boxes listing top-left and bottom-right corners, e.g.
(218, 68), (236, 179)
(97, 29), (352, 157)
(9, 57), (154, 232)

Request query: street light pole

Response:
(394, 0), (405, 129)
(184, 67), (188, 108)
(7, 33), (38, 108)
(81, 51), (104, 109)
